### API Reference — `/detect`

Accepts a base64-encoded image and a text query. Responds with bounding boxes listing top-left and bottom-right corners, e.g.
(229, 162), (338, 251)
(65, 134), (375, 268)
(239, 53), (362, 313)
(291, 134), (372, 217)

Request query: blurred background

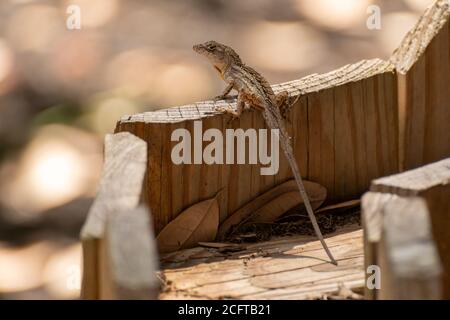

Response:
(0, 0), (433, 299)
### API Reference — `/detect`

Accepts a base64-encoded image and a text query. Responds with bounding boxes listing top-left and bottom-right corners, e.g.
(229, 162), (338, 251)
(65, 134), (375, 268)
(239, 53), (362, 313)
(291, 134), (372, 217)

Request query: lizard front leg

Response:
(214, 82), (234, 101)
(215, 91), (245, 123)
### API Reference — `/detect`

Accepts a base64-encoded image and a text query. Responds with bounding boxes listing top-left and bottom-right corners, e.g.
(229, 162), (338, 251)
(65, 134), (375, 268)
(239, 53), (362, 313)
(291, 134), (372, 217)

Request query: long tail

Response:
(282, 142), (337, 265)
(263, 108), (337, 265)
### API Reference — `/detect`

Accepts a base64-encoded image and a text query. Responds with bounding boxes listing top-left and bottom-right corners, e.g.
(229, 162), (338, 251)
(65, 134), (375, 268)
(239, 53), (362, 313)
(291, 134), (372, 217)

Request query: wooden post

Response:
(392, 0), (450, 171)
(102, 206), (160, 299)
(80, 132), (159, 299)
(362, 158), (450, 299)
(116, 59), (399, 235)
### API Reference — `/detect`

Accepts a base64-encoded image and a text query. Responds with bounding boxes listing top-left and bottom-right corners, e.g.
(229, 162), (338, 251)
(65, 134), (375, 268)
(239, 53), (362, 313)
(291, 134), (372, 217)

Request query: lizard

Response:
(193, 40), (337, 265)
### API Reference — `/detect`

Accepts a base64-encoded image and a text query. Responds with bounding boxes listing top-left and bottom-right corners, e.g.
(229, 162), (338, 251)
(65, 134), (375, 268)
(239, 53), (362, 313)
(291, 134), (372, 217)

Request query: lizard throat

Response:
(213, 57), (232, 79)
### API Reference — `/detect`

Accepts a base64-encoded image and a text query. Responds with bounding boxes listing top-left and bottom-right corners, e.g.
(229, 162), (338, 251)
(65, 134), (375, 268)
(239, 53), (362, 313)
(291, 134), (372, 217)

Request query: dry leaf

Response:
(217, 179), (327, 240)
(156, 195), (219, 253)
(315, 199), (360, 214)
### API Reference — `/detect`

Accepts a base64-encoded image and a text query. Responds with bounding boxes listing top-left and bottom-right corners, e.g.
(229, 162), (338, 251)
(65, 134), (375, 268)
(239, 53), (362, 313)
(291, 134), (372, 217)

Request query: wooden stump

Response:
(362, 158), (450, 299)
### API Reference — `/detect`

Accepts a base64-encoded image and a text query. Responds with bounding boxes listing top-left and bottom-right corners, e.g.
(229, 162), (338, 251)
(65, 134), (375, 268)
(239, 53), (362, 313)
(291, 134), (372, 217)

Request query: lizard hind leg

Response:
(276, 91), (301, 125)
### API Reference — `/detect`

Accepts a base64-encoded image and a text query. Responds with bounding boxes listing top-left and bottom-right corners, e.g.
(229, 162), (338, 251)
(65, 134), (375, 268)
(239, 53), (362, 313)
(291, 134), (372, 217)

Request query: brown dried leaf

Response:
(315, 199), (360, 214)
(156, 195), (219, 253)
(217, 179), (327, 240)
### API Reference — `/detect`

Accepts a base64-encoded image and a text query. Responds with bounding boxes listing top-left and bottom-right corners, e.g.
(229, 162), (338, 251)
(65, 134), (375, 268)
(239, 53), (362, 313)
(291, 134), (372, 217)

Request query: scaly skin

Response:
(194, 40), (337, 265)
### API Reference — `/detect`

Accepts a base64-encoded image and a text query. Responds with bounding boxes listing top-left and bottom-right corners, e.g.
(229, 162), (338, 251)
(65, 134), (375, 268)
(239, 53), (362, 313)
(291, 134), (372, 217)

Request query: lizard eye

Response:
(207, 44), (216, 50)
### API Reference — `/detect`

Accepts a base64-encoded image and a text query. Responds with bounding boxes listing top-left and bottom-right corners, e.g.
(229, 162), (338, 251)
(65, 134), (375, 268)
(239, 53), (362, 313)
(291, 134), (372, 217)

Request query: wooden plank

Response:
(103, 206), (160, 299)
(80, 132), (148, 299)
(159, 225), (364, 300)
(371, 158), (450, 195)
(80, 238), (98, 299)
(391, 0), (450, 170)
(116, 59), (398, 233)
(361, 192), (394, 300)
(379, 197), (442, 299)
(362, 158), (450, 299)
(307, 90), (335, 200)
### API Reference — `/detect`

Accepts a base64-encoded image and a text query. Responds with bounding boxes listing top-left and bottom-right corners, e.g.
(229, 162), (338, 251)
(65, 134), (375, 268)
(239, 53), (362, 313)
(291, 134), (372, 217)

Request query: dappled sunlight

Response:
(104, 48), (164, 98)
(294, 0), (373, 30)
(85, 96), (141, 134)
(0, 39), (15, 94)
(0, 241), (55, 293)
(155, 63), (213, 106)
(242, 22), (327, 72)
(0, 125), (102, 214)
(51, 32), (105, 82)
(376, 12), (421, 55)
(63, 0), (119, 28)
(6, 4), (61, 53)
(43, 243), (81, 299)
(404, 0), (435, 11)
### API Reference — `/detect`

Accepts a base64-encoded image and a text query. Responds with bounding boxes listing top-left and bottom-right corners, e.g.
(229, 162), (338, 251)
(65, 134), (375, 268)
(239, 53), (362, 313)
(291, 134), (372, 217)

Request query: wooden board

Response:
(362, 158), (450, 299)
(392, 0), (450, 170)
(159, 225), (364, 300)
(80, 132), (159, 299)
(115, 59), (398, 235)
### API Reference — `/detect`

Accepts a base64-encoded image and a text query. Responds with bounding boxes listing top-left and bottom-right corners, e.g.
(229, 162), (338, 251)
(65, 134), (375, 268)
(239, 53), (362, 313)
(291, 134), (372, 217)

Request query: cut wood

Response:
(159, 225), (364, 300)
(80, 132), (152, 299)
(104, 206), (160, 299)
(362, 158), (450, 299)
(392, 0), (450, 170)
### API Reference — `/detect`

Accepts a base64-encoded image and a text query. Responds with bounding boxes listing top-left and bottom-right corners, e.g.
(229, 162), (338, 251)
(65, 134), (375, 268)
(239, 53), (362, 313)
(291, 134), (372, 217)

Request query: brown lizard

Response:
(193, 40), (337, 265)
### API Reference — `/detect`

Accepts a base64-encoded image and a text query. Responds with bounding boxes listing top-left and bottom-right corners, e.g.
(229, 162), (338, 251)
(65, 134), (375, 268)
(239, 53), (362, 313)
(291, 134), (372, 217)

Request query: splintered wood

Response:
(392, 0), (450, 170)
(159, 225), (364, 300)
(116, 59), (398, 234)
(362, 158), (450, 300)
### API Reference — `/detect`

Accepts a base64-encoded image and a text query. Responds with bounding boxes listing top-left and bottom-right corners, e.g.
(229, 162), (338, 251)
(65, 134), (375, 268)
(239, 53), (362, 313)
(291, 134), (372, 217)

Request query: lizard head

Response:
(193, 40), (241, 73)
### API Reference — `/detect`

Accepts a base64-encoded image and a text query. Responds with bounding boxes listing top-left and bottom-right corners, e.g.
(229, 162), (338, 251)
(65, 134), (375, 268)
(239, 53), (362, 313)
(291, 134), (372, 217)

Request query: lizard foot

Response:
(215, 106), (240, 126)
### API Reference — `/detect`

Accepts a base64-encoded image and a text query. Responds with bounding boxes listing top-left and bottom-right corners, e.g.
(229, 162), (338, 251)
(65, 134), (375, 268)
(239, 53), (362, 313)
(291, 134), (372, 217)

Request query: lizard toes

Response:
(214, 106), (227, 113)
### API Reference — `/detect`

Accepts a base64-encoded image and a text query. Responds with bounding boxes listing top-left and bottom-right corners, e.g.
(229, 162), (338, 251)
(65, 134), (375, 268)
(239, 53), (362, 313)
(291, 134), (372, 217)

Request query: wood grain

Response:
(104, 206), (160, 299)
(116, 59), (398, 233)
(392, 0), (450, 170)
(80, 132), (151, 299)
(362, 158), (450, 299)
(159, 225), (364, 300)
